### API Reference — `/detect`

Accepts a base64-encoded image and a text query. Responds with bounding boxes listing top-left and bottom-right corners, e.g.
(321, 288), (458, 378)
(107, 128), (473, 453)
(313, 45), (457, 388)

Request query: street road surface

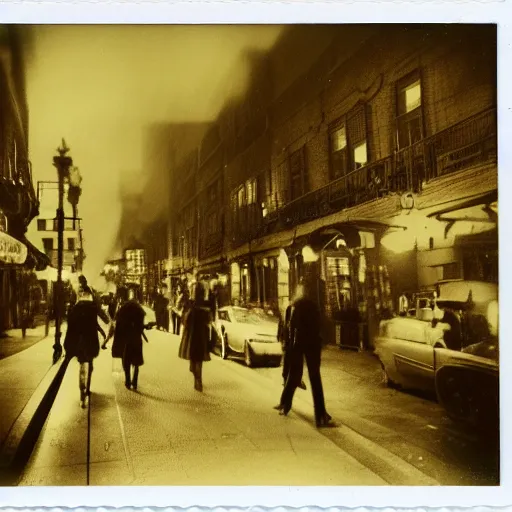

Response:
(19, 329), (498, 486)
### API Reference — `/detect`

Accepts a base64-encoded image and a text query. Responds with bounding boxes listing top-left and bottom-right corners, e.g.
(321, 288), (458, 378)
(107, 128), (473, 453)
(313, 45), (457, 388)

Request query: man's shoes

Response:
(125, 382), (131, 390)
(299, 381), (307, 390)
(316, 413), (335, 428)
(274, 404), (290, 416)
(194, 377), (203, 392)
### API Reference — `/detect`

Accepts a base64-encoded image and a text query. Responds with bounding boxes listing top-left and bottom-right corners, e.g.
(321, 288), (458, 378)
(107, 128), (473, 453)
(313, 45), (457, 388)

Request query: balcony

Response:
(272, 107), (497, 232)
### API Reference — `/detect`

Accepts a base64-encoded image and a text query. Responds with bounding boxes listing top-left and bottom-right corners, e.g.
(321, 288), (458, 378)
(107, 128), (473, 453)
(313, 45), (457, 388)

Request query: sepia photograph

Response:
(0, 22), (500, 490)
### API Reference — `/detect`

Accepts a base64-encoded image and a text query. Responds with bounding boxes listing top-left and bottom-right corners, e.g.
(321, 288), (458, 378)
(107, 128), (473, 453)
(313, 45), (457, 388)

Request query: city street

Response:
(19, 328), (386, 486)
(0, 22), (503, 498)
(17, 327), (498, 486)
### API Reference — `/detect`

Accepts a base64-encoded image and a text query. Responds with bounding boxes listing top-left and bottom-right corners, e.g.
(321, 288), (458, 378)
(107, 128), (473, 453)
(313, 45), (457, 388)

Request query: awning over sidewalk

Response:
(425, 190), (497, 219)
(0, 231), (28, 265)
(21, 236), (51, 271)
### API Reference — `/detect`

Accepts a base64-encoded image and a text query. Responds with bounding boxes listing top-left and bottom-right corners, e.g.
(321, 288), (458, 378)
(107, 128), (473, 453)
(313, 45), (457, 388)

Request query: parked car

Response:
(375, 280), (499, 433)
(213, 306), (282, 367)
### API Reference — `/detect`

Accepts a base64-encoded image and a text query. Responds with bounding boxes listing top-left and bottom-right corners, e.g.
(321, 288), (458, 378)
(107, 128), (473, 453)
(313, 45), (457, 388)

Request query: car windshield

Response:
(232, 309), (273, 325)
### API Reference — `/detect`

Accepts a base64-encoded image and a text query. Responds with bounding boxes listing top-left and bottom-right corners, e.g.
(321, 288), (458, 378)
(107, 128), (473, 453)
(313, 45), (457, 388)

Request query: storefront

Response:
(287, 220), (398, 349)
(0, 230), (28, 331)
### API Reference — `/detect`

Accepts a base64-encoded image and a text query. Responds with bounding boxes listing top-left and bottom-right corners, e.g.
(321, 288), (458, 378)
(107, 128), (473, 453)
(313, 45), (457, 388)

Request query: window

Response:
(330, 105), (368, 179)
(42, 238), (54, 252)
(353, 142), (368, 170)
(218, 310), (230, 322)
(289, 146), (307, 201)
(325, 256), (352, 317)
(37, 219), (46, 231)
(246, 178), (257, 205)
(442, 262), (461, 281)
(396, 72), (423, 149)
(67, 238), (76, 251)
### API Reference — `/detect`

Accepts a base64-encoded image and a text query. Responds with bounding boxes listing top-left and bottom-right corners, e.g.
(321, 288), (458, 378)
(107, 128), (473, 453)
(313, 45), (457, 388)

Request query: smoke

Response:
(25, 25), (283, 279)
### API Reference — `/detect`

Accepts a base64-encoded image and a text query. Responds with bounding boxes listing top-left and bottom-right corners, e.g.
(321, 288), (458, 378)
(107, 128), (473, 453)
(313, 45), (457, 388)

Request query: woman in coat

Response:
(64, 290), (107, 408)
(109, 292), (148, 390)
(178, 280), (211, 392)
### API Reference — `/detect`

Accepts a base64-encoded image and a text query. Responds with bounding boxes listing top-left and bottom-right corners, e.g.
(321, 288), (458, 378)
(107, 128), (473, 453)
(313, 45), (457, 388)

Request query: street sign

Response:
(0, 231), (28, 264)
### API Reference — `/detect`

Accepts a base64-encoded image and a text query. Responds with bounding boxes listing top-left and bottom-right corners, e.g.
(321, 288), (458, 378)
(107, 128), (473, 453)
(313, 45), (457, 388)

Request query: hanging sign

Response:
(0, 231), (28, 264)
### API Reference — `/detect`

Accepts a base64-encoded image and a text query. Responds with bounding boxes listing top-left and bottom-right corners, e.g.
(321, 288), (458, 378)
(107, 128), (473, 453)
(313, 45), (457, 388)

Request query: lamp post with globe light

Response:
(52, 139), (82, 364)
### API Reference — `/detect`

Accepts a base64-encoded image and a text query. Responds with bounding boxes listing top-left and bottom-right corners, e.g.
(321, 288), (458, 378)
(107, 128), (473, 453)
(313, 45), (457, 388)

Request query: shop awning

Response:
(21, 236), (51, 271)
(293, 196), (402, 239)
(302, 218), (407, 250)
(197, 258), (227, 275)
(0, 231), (28, 265)
(426, 190), (498, 219)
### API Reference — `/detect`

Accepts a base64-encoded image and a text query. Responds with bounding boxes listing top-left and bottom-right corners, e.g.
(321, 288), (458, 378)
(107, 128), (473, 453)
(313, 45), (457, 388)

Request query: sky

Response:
(25, 24), (283, 281)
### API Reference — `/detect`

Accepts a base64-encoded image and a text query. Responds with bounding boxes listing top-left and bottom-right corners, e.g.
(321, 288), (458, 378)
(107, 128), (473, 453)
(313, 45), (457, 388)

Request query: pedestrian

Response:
(178, 280), (211, 392)
(398, 291), (409, 317)
(277, 304), (306, 390)
(64, 288), (107, 408)
(108, 289), (149, 391)
(159, 283), (170, 332)
(274, 279), (333, 428)
(171, 284), (184, 335)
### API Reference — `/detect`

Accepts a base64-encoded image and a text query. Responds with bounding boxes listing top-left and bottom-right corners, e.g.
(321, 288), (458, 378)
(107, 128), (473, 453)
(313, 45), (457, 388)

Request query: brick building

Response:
(0, 26), (49, 331)
(136, 122), (209, 296)
(168, 24), (497, 347)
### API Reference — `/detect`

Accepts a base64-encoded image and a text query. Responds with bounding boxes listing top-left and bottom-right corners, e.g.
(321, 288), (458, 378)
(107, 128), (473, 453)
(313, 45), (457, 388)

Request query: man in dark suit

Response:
(275, 279), (333, 428)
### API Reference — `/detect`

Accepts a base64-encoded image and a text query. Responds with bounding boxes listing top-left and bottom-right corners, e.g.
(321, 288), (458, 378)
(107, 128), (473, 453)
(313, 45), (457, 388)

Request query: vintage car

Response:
(212, 306), (282, 367)
(375, 280), (499, 432)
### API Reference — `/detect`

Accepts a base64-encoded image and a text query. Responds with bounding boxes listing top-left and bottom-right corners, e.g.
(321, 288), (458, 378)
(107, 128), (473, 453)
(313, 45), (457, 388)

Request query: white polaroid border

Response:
(0, 0), (510, 509)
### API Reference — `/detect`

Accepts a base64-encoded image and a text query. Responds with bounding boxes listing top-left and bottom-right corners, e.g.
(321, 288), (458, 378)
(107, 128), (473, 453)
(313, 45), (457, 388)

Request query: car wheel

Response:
(380, 362), (397, 389)
(244, 342), (254, 367)
(221, 335), (229, 360)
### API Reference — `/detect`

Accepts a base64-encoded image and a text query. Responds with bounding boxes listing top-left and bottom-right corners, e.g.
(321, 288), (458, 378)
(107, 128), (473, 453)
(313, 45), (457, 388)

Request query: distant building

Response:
(134, 122), (209, 294)
(168, 25), (497, 349)
(124, 248), (147, 283)
(26, 181), (85, 274)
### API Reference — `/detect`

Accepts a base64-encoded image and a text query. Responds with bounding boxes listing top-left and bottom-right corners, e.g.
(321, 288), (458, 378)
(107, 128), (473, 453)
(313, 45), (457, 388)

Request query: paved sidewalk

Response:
(21, 331), (389, 486)
(0, 324), (49, 360)
(0, 327), (58, 453)
(255, 345), (498, 485)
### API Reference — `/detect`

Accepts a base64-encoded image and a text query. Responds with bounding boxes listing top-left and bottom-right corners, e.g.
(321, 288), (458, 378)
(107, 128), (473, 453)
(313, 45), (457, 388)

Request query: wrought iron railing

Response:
(227, 107), (496, 247)
(277, 107), (496, 233)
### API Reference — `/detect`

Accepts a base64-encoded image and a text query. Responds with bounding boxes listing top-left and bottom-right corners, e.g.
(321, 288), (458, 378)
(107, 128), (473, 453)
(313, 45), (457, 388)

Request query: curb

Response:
(216, 354), (440, 486)
(0, 355), (70, 486)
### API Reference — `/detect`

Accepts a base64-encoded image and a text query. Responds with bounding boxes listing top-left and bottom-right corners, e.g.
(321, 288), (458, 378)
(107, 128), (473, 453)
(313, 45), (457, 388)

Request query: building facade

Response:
(168, 25), (498, 347)
(0, 26), (49, 332)
(28, 181), (85, 272)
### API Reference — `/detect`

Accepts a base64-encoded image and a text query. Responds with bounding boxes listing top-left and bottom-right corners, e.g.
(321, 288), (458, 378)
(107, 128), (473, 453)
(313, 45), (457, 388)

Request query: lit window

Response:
(353, 142), (368, 170)
(331, 126), (347, 152)
(396, 73), (423, 149)
(402, 80), (421, 114)
(330, 106), (368, 179)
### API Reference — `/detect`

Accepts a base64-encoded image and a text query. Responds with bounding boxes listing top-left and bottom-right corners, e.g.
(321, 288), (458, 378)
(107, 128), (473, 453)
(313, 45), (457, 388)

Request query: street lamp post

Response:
(52, 139), (82, 364)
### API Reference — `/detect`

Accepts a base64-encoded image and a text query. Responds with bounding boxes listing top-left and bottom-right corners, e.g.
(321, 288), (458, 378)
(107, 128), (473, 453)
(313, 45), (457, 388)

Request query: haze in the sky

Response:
(26, 24), (283, 281)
